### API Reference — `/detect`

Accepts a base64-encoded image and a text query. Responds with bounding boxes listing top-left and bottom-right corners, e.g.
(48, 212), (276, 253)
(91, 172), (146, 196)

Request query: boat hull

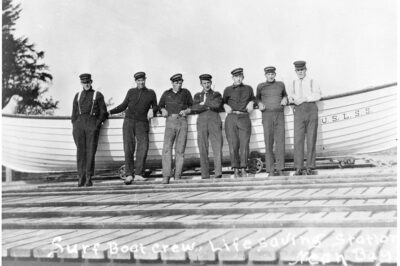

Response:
(2, 83), (397, 173)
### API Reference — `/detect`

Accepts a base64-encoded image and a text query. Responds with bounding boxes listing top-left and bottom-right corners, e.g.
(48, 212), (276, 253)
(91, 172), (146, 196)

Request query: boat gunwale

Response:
(2, 82), (396, 120)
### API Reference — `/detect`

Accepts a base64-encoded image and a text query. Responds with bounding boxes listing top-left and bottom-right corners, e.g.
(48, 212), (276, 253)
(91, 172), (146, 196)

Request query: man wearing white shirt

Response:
(288, 61), (322, 175)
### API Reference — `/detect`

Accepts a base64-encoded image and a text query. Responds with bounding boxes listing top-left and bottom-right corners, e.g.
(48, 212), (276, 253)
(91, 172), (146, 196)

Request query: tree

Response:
(2, 0), (58, 114)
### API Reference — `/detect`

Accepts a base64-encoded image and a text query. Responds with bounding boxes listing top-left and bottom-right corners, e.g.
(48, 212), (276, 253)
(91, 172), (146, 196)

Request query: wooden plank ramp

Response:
(2, 168), (397, 265)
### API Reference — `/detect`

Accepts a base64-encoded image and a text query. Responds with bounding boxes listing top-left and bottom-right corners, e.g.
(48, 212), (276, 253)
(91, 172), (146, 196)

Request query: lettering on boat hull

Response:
(321, 107), (370, 124)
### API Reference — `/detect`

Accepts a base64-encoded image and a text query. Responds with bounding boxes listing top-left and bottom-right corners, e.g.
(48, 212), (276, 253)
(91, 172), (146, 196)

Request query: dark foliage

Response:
(2, 0), (58, 114)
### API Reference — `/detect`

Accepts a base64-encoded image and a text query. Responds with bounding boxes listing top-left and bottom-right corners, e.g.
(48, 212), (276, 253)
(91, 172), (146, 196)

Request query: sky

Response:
(13, 0), (397, 115)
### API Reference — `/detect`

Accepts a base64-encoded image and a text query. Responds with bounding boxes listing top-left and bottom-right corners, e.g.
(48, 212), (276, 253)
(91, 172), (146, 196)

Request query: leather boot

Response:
(233, 168), (241, 178)
(78, 176), (86, 187)
(294, 169), (303, 176)
(268, 171), (276, 176)
(124, 175), (133, 185)
(305, 168), (314, 175)
(162, 176), (170, 184)
(84, 176), (93, 187)
(241, 168), (247, 177)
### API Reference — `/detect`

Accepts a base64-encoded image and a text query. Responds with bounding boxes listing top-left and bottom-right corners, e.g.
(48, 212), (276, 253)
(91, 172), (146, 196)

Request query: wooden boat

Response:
(2, 83), (397, 174)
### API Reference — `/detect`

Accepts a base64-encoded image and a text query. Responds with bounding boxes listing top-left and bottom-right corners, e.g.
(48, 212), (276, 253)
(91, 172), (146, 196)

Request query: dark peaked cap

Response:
(134, 72), (146, 80)
(293, 61), (307, 69)
(170, 73), (184, 82)
(79, 73), (92, 82)
(264, 66), (276, 73)
(231, 68), (243, 76)
(199, 74), (212, 81)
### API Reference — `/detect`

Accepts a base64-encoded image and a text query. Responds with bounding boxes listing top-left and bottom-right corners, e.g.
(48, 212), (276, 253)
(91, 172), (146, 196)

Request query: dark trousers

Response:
(162, 116), (188, 179)
(72, 115), (100, 179)
(225, 113), (251, 168)
(123, 118), (149, 176)
(262, 111), (285, 172)
(197, 111), (223, 178)
(294, 102), (318, 169)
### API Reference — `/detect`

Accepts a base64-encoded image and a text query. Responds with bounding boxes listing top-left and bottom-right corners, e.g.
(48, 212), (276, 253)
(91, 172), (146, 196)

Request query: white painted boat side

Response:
(2, 83), (397, 173)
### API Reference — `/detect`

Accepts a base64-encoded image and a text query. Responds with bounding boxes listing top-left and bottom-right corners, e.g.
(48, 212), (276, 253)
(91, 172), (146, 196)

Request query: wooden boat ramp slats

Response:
(2, 228), (397, 264)
(1, 186), (396, 206)
(2, 170), (397, 265)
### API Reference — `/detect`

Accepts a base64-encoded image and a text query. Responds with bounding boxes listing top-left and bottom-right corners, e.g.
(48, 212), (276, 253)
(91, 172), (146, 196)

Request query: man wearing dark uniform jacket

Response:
(191, 74), (223, 179)
(159, 73), (193, 184)
(256, 66), (288, 176)
(223, 68), (255, 178)
(71, 73), (107, 187)
(108, 72), (158, 185)
(288, 61), (322, 175)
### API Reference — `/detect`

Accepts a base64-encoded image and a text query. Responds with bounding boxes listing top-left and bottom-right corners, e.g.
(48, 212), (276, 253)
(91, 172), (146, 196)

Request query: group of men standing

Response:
(71, 61), (321, 186)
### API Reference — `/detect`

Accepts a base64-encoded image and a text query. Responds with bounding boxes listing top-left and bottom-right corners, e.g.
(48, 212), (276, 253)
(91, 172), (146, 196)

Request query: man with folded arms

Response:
(256, 66), (288, 176)
(159, 73), (193, 184)
(108, 72), (158, 184)
(223, 68), (255, 178)
(191, 74), (223, 179)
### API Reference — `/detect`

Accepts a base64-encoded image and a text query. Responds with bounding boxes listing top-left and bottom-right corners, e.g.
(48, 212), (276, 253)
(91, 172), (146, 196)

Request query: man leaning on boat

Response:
(159, 74), (193, 184)
(71, 73), (107, 187)
(256, 66), (288, 176)
(288, 61), (322, 175)
(223, 68), (255, 178)
(191, 74), (223, 179)
(108, 72), (158, 185)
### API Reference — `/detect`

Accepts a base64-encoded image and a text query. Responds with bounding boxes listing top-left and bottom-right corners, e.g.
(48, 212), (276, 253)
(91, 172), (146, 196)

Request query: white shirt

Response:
(288, 76), (322, 103)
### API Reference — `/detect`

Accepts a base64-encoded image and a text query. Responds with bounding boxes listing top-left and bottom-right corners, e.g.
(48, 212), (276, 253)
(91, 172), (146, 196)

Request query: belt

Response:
(231, 111), (248, 114)
(78, 113), (96, 117)
(168, 114), (186, 118)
